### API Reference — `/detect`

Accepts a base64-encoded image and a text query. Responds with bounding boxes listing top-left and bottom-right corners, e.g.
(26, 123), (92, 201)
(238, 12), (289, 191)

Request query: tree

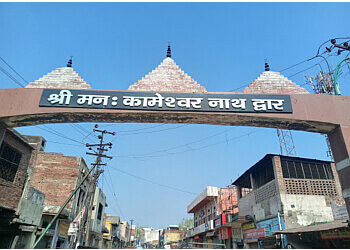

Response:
(178, 217), (194, 230)
(134, 225), (145, 244)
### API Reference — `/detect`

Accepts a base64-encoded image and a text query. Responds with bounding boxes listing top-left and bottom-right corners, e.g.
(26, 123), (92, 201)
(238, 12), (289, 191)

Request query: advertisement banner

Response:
(245, 228), (266, 239)
(257, 216), (285, 236)
(58, 220), (70, 239)
(220, 227), (232, 240)
(214, 215), (222, 229)
(242, 222), (255, 231)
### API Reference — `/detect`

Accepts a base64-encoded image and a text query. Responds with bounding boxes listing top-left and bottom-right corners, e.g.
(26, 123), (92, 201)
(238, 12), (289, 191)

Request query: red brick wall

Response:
(28, 152), (83, 209)
(0, 130), (32, 211)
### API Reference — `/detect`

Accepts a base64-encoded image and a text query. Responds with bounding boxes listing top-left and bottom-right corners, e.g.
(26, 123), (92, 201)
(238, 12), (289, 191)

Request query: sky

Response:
(1, 2), (350, 230)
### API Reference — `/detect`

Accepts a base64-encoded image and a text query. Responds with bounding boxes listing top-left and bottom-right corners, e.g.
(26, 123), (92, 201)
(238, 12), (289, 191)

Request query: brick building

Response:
(233, 154), (347, 248)
(0, 127), (45, 249)
(23, 135), (92, 249)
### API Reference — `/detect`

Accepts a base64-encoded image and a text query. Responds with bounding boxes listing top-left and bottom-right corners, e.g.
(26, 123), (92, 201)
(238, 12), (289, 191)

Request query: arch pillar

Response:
(328, 125), (350, 215)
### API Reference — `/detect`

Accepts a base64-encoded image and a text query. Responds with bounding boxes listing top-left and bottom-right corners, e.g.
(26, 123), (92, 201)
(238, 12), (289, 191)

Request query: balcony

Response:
(192, 220), (214, 236)
(187, 187), (218, 213)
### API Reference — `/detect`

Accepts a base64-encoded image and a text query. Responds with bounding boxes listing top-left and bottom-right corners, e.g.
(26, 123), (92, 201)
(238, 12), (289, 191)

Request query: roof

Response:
(273, 220), (348, 234)
(25, 67), (92, 89)
(128, 57), (207, 93)
(243, 71), (309, 94)
(232, 154), (333, 186)
(5, 128), (35, 150)
(187, 186), (218, 213)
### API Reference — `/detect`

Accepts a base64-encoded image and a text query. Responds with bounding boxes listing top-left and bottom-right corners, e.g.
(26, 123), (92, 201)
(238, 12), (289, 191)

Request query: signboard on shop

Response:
(242, 222), (255, 231)
(245, 228), (266, 239)
(58, 220), (70, 239)
(321, 228), (350, 239)
(220, 227), (232, 240)
(39, 89), (293, 113)
(214, 216), (222, 229)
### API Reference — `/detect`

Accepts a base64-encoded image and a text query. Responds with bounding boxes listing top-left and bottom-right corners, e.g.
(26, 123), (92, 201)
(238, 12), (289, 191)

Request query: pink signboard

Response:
(245, 228), (266, 239)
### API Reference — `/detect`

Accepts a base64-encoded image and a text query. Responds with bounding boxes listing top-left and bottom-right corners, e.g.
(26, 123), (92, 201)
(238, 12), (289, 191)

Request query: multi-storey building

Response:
(141, 227), (160, 248)
(187, 186), (238, 248)
(0, 127), (45, 249)
(103, 215), (122, 248)
(119, 221), (130, 247)
(86, 187), (107, 248)
(23, 135), (92, 249)
(159, 225), (186, 249)
(233, 154), (347, 248)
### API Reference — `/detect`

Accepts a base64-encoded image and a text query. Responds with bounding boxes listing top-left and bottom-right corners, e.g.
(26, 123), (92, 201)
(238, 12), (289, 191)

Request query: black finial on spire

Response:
(264, 59), (270, 71)
(167, 42), (171, 58)
(67, 56), (73, 67)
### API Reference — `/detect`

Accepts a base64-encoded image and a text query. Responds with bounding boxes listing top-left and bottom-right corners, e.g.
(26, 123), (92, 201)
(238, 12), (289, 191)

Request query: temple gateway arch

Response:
(1, 56), (350, 218)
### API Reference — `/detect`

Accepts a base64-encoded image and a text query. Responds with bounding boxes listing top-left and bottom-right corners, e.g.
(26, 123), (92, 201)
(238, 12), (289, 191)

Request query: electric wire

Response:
(117, 124), (189, 136)
(111, 124), (190, 142)
(103, 169), (126, 219)
(112, 128), (260, 159)
(107, 165), (198, 196)
(114, 126), (236, 158)
(0, 56), (29, 85)
(35, 125), (86, 145)
(0, 66), (25, 87)
(46, 140), (83, 147)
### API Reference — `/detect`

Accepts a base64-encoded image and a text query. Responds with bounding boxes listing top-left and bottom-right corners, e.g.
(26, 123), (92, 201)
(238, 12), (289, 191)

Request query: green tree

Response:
(178, 217), (194, 230)
(134, 225), (145, 243)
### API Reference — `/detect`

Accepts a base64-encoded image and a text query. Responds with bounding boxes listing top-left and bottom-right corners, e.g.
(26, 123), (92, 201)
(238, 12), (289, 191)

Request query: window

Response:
(0, 142), (22, 182)
(281, 158), (334, 180)
(97, 203), (103, 220)
(252, 159), (275, 189)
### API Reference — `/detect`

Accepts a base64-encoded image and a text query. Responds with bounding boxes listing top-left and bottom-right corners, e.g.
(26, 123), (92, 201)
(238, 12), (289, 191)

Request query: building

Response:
(80, 187), (108, 248)
(0, 127), (45, 249)
(119, 221), (130, 247)
(233, 154), (348, 248)
(141, 227), (161, 248)
(23, 135), (92, 249)
(103, 215), (122, 248)
(187, 186), (238, 248)
(159, 225), (186, 249)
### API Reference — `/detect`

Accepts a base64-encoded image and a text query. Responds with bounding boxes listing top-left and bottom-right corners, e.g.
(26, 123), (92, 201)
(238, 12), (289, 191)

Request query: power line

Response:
(117, 124), (189, 136)
(46, 140), (82, 147)
(35, 125), (86, 145)
(108, 165), (198, 196)
(0, 56), (29, 85)
(112, 128), (260, 159)
(114, 126), (236, 158)
(111, 124), (190, 142)
(0, 66), (25, 87)
(103, 168), (126, 219)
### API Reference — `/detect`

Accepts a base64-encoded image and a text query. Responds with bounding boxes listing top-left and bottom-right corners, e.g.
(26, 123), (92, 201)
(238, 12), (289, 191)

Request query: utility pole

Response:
(304, 73), (334, 161)
(73, 124), (115, 248)
(129, 219), (134, 247)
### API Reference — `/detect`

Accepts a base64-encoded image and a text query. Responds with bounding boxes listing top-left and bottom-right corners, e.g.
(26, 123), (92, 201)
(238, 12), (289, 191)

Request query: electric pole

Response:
(73, 124), (115, 248)
(129, 219), (134, 247)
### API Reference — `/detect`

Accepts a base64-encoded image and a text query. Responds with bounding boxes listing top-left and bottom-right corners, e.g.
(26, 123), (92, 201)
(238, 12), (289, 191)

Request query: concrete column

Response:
(328, 125), (350, 217)
(0, 124), (6, 146)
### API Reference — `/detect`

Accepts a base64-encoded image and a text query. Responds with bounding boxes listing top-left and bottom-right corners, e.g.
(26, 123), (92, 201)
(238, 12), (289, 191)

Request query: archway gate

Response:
(1, 87), (350, 216)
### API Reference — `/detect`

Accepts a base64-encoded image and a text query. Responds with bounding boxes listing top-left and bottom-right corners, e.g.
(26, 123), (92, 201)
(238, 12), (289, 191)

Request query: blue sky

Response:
(1, 2), (350, 229)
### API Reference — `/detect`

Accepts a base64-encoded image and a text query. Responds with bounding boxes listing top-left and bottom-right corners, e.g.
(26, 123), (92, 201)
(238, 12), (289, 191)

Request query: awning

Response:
(206, 231), (215, 237)
(273, 220), (348, 235)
